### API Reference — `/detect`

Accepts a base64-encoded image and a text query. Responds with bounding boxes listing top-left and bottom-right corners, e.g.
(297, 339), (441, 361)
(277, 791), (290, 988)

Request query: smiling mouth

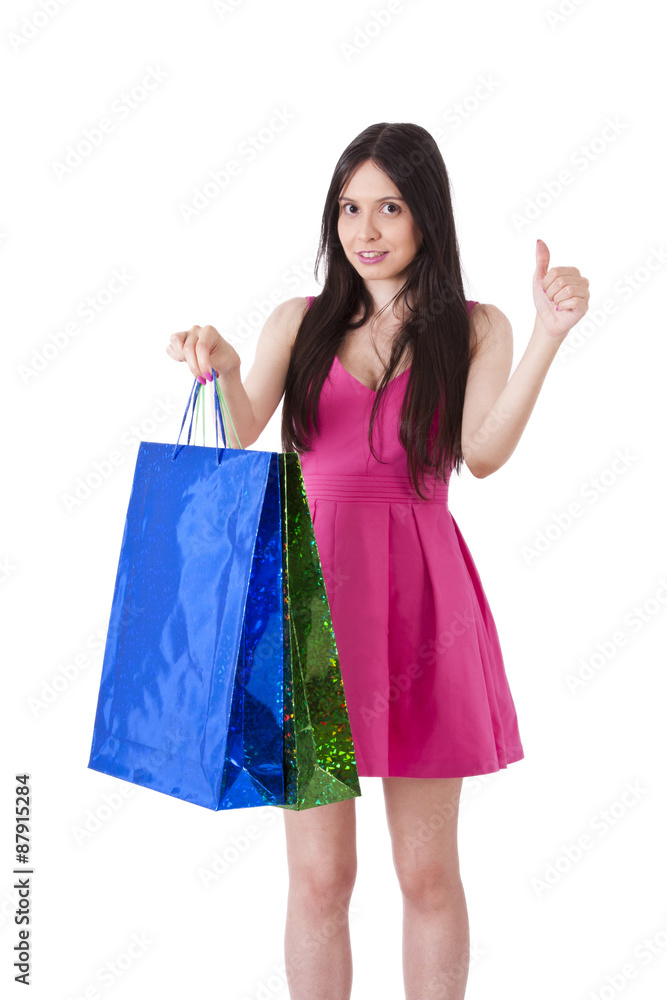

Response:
(357, 251), (388, 257)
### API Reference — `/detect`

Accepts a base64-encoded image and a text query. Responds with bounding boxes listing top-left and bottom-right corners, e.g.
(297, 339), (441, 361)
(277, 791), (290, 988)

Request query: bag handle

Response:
(171, 370), (243, 465)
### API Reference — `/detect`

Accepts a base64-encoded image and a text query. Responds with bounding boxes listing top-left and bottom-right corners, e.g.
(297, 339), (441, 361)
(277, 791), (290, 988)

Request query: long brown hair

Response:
(280, 122), (484, 500)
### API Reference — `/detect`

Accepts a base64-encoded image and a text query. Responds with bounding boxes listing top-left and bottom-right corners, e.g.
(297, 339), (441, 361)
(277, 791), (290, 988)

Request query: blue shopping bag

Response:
(87, 374), (360, 811)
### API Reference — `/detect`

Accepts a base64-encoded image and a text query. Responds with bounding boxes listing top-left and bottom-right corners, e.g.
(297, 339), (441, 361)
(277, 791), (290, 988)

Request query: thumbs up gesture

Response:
(533, 238), (590, 339)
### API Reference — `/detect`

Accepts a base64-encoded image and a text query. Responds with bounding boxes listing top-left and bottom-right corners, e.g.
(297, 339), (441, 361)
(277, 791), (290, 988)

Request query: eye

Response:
(382, 203), (400, 214)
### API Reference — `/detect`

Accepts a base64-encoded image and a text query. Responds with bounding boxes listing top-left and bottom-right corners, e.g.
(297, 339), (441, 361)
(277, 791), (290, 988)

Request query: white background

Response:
(2, 1), (666, 998)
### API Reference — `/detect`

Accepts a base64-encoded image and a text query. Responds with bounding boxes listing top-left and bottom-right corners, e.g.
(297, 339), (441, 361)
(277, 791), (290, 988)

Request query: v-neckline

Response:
(334, 355), (411, 393)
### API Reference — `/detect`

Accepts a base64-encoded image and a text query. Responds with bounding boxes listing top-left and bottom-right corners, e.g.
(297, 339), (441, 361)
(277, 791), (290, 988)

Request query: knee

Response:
(394, 858), (463, 909)
(289, 857), (357, 911)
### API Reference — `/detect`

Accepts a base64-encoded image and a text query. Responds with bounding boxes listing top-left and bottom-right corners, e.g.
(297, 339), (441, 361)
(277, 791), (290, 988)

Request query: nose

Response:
(355, 215), (382, 242)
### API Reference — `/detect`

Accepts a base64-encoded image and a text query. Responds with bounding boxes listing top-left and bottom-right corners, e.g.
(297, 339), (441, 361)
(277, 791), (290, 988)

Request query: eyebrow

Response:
(337, 195), (407, 203)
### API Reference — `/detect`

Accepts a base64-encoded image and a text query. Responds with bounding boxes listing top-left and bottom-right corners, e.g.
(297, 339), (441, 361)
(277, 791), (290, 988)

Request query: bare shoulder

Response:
(264, 296), (312, 351)
(469, 302), (513, 360)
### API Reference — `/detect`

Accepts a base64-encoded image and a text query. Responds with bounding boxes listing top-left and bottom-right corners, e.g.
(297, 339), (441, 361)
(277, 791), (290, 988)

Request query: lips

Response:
(355, 250), (390, 264)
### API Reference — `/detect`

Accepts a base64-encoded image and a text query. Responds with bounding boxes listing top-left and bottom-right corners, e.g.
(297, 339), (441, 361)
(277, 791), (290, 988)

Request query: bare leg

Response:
(383, 776), (470, 1000)
(282, 796), (357, 1000)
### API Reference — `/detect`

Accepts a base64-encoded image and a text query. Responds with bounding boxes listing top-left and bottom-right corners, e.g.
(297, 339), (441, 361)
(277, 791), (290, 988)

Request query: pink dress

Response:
(298, 295), (525, 778)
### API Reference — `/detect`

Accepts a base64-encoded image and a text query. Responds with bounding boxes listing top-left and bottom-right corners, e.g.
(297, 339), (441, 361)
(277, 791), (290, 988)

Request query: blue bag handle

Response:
(171, 370), (240, 465)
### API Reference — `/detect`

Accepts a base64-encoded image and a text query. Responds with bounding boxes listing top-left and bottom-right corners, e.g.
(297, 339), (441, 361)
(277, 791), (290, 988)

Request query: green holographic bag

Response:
(278, 450), (362, 810)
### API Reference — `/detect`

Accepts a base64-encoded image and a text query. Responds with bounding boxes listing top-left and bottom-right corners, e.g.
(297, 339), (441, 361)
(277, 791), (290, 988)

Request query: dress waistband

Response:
(300, 472), (449, 504)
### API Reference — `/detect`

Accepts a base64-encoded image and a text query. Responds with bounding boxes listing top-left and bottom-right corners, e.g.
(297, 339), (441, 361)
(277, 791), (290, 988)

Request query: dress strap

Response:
(306, 295), (315, 309)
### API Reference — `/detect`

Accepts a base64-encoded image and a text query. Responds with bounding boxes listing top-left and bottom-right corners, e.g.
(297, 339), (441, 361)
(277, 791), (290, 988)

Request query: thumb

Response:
(535, 238), (550, 282)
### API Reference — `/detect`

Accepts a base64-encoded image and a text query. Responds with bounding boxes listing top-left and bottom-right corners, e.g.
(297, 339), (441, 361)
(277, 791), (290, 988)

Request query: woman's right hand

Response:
(166, 325), (241, 384)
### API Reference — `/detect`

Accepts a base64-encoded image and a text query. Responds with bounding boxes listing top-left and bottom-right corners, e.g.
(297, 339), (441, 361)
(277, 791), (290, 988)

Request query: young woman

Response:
(166, 122), (589, 1000)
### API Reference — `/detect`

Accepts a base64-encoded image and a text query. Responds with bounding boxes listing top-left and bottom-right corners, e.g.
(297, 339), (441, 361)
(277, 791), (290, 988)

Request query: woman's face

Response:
(337, 159), (423, 284)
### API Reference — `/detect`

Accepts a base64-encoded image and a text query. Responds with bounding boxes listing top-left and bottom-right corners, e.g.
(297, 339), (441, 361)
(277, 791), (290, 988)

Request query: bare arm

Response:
(167, 296), (310, 449)
(227, 296), (310, 447)
(460, 305), (561, 478)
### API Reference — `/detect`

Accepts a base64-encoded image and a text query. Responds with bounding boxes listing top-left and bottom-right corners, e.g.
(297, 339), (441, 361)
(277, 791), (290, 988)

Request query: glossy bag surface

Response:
(87, 376), (361, 810)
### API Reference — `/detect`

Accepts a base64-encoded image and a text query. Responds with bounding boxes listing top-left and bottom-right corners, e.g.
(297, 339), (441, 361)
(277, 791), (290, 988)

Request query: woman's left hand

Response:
(533, 238), (590, 339)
